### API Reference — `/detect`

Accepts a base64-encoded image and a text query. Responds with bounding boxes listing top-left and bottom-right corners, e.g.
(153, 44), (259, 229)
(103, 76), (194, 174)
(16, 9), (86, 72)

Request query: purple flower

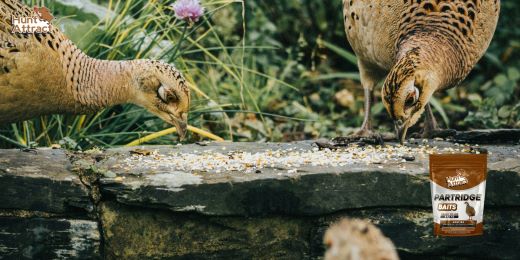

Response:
(172, 0), (205, 23)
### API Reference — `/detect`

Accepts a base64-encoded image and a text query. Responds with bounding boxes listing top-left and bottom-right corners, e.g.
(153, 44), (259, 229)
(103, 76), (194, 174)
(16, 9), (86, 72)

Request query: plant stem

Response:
(169, 23), (189, 62)
(125, 125), (224, 146)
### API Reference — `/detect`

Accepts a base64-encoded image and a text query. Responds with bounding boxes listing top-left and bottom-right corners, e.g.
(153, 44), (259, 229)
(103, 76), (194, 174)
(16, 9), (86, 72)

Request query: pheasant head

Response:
(324, 218), (398, 260)
(381, 48), (438, 144)
(130, 61), (190, 139)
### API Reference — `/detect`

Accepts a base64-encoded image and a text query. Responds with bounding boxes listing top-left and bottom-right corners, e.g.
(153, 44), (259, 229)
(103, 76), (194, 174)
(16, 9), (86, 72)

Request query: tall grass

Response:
(0, 0), (307, 149)
(1, 0), (517, 149)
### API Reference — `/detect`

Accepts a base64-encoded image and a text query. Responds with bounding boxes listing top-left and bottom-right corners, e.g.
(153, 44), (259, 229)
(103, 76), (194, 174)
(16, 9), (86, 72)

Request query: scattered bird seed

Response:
(120, 143), (486, 174)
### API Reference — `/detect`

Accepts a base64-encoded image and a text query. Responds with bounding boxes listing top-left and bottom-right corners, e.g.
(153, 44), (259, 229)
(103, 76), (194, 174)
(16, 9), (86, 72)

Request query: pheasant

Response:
(324, 218), (399, 260)
(0, 1), (190, 138)
(340, 0), (500, 144)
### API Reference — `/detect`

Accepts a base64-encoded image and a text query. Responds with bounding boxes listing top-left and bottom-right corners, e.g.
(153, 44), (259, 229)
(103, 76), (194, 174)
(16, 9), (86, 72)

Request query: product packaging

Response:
(429, 154), (487, 236)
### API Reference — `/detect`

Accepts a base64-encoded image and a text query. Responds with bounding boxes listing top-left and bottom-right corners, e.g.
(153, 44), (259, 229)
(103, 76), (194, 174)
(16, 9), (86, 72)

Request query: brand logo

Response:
(11, 6), (54, 34)
(446, 169), (469, 187)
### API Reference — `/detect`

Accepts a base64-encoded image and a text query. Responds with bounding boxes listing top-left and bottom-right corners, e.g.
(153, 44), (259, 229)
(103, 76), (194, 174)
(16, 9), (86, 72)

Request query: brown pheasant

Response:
(341, 0), (500, 143)
(0, 1), (190, 138)
(324, 218), (399, 260)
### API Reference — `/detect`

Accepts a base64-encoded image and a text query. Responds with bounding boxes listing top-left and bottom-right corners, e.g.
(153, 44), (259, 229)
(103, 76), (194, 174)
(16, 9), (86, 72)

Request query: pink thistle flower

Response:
(171, 0), (205, 23)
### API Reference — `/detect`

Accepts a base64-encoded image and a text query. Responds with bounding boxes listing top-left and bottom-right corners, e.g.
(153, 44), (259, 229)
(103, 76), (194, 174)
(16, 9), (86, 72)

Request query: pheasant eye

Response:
(169, 92), (179, 103)
(158, 86), (179, 103)
(405, 95), (416, 107)
(405, 87), (419, 107)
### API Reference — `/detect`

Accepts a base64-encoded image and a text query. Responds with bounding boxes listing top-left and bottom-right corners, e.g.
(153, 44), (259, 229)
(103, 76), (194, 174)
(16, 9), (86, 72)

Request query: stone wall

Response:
(1, 140), (519, 259)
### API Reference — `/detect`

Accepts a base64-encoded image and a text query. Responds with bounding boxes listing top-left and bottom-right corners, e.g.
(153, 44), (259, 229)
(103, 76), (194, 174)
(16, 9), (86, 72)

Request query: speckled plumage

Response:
(0, 0), (190, 137)
(342, 0), (500, 142)
(324, 218), (399, 260)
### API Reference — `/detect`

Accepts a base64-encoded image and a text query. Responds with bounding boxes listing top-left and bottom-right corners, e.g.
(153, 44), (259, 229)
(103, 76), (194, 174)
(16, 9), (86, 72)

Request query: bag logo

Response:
(446, 169), (469, 187)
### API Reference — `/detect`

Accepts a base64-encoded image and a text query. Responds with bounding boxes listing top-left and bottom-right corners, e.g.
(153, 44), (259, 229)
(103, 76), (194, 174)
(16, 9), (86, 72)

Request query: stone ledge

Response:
(0, 149), (99, 258)
(96, 142), (520, 216)
(0, 217), (100, 259)
(321, 207), (520, 259)
(100, 202), (519, 259)
(0, 149), (93, 214)
(1, 141), (519, 259)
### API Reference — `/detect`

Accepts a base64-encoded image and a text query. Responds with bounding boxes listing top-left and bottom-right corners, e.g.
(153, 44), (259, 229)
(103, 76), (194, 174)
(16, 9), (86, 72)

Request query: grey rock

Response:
(1, 141), (519, 259)
(98, 202), (520, 260)
(0, 149), (93, 213)
(454, 129), (520, 144)
(97, 142), (520, 216)
(0, 217), (100, 259)
(100, 201), (311, 260)
(312, 208), (520, 259)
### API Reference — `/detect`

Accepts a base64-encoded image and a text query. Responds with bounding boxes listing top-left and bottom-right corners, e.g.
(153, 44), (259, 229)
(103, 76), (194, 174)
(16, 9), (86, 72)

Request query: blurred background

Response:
(1, 0), (518, 149)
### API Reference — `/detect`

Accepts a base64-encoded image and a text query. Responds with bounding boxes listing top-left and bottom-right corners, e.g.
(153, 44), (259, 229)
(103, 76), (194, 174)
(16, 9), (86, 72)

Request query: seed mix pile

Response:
(121, 141), (486, 174)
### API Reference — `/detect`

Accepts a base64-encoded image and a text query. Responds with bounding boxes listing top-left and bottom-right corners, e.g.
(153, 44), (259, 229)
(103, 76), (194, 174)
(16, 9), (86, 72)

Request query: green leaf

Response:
(498, 106), (512, 119)
(321, 40), (358, 66)
(61, 20), (104, 50)
(483, 53), (503, 69)
(443, 104), (467, 113)
(485, 87), (506, 106)
(467, 93), (482, 107)
(494, 74), (509, 86)
(312, 73), (360, 81)
(371, 102), (385, 115)
(430, 97), (450, 128)
(507, 67), (520, 81)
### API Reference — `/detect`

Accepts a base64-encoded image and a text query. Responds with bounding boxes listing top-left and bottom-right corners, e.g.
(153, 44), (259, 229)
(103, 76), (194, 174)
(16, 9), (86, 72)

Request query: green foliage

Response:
(0, 0), (518, 149)
(457, 2), (520, 129)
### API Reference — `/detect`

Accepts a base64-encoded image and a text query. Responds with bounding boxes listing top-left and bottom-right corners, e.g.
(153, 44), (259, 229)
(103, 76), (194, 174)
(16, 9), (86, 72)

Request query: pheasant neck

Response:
(397, 35), (467, 89)
(67, 54), (137, 113)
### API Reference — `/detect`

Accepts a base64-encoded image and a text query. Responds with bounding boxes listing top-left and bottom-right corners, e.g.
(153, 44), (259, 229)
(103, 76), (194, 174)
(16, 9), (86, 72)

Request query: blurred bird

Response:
(324, 218), (399, 260)
(0, 0), (190, 139)
(340, 0), (500, 144)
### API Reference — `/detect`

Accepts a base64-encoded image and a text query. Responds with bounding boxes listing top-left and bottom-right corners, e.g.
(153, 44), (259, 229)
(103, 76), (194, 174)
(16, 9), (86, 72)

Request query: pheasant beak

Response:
(170, 114), (188, 141)
(394, 120), (408, 144)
